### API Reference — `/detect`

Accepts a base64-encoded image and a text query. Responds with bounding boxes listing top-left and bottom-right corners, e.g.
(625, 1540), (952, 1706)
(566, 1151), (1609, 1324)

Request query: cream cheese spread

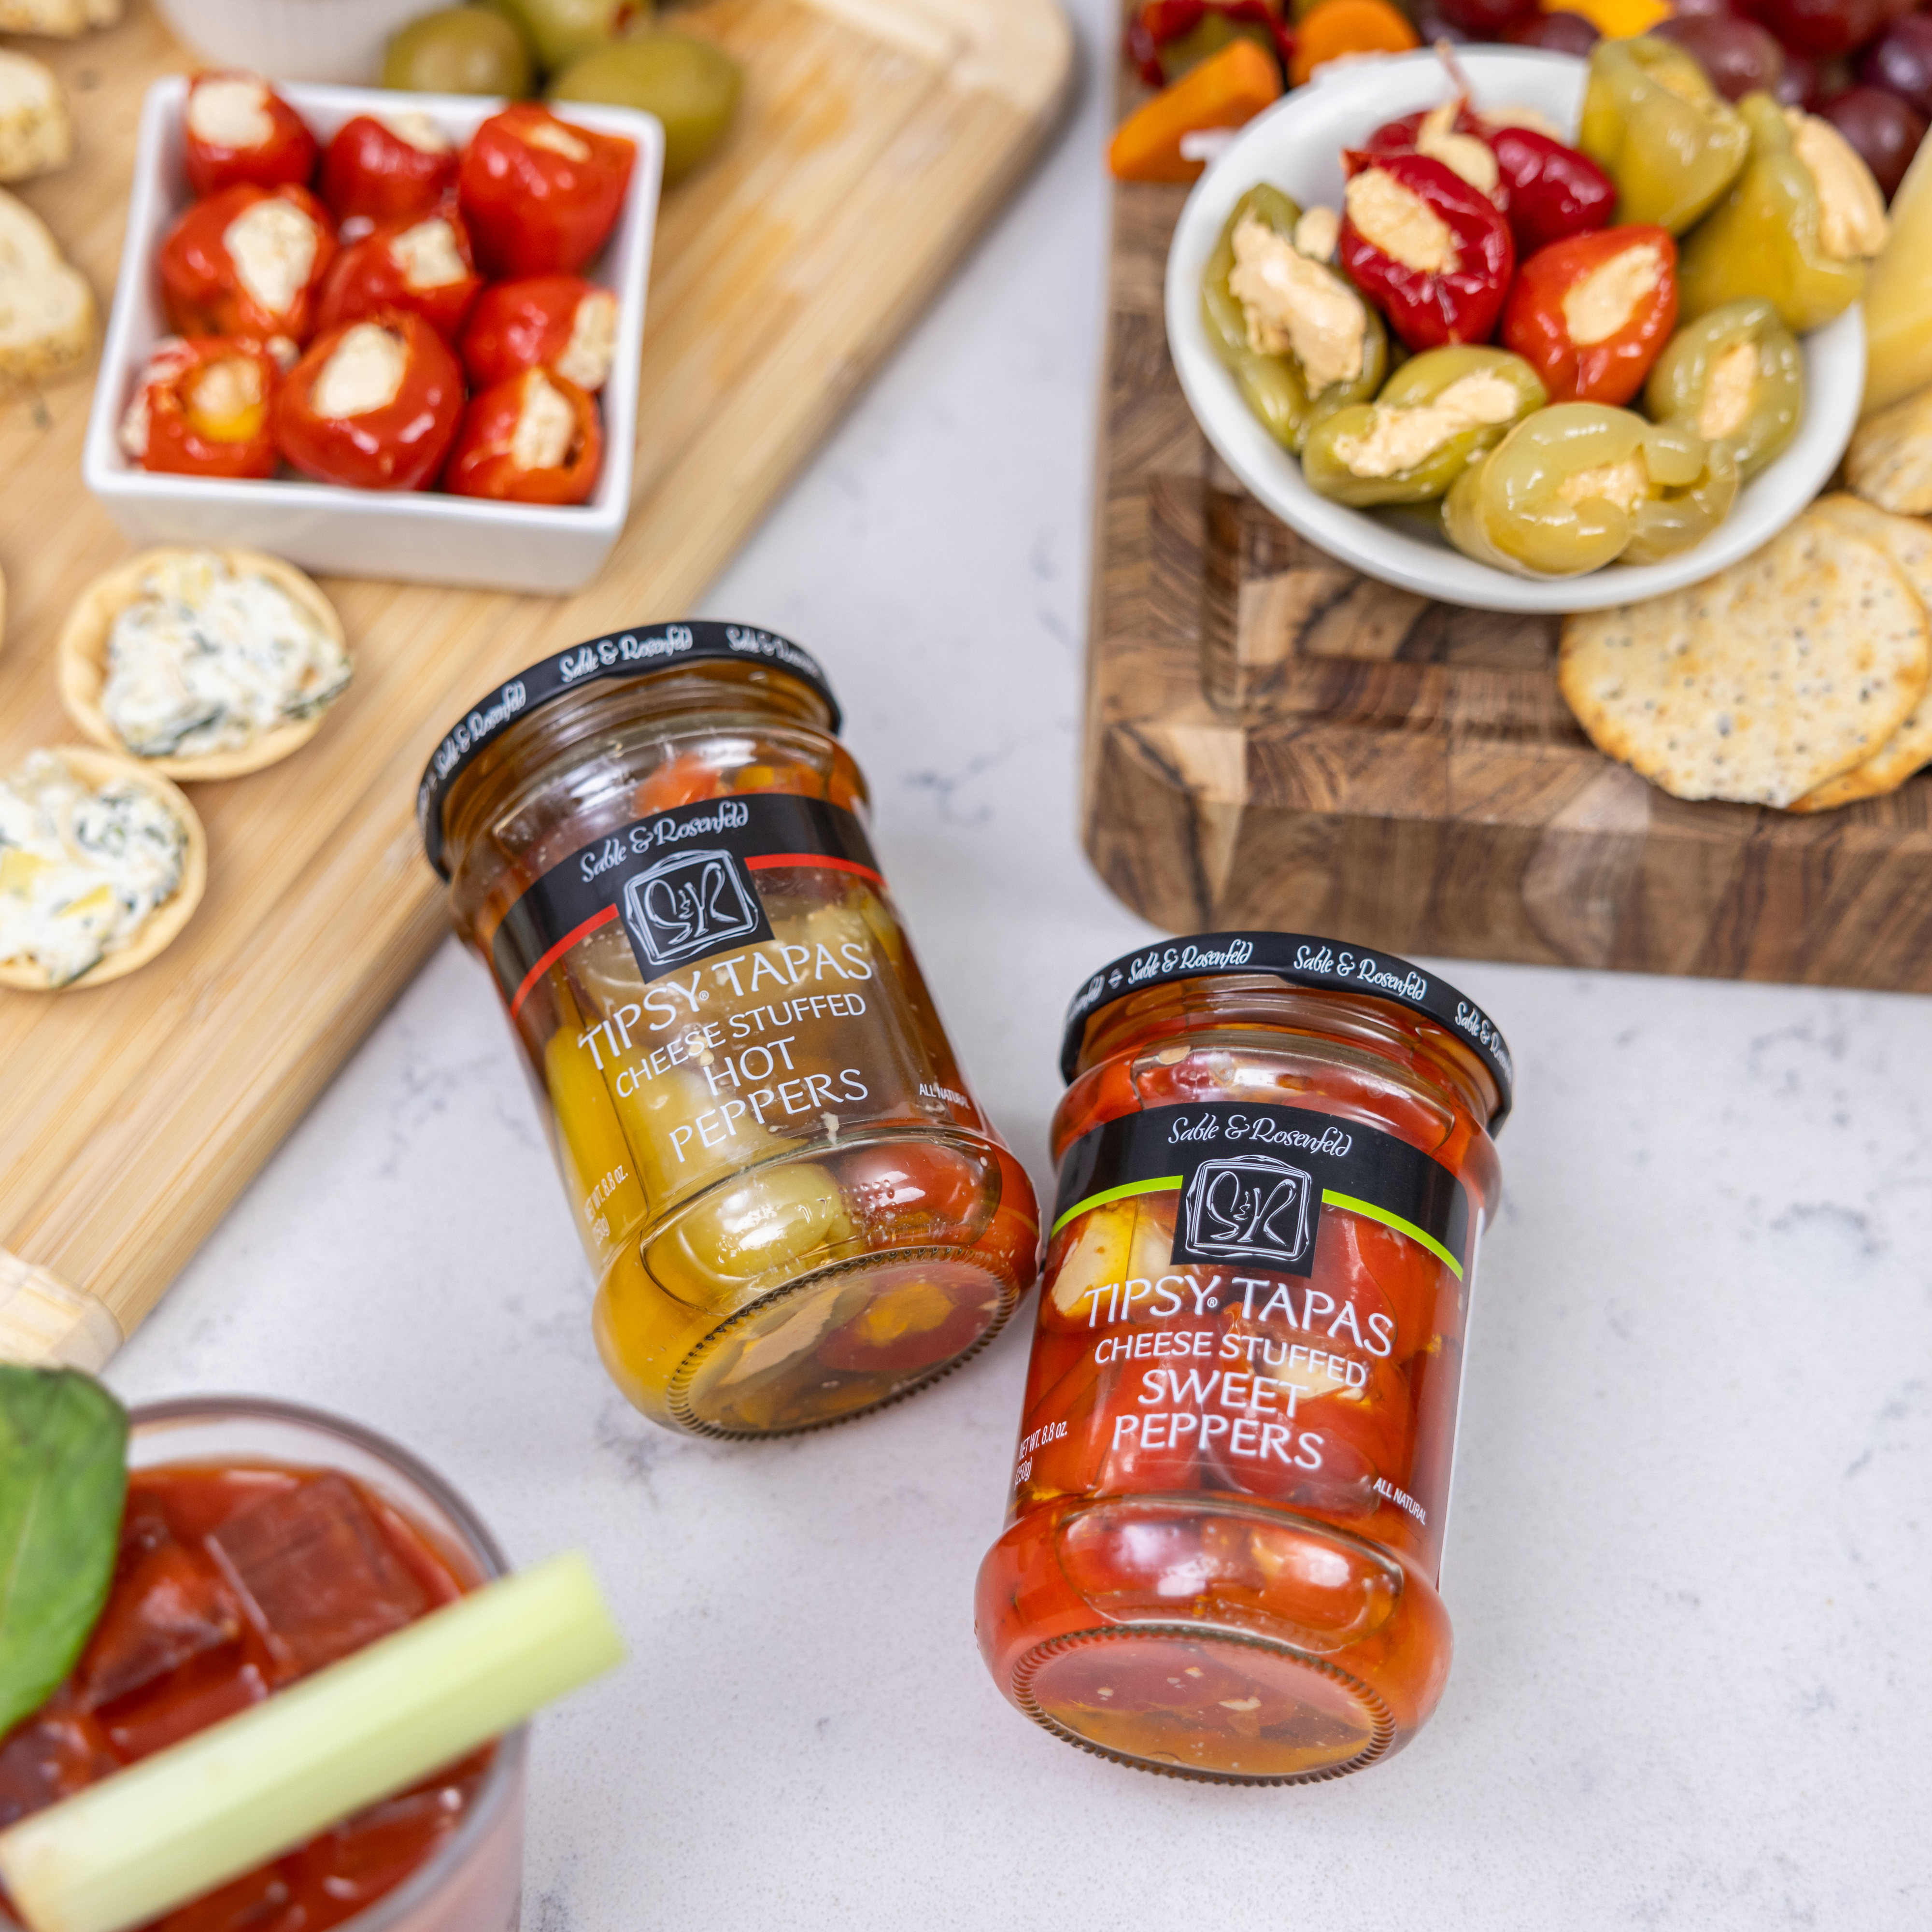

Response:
(1292, 205), (1340, 265)
(188, 76), (273, 151)
(0, 752), (186, 986)
(1699, 340), (1760, 440)
(313, 322), (407, 418)
(224, 196), (318, 320)
(1332, 370), (1522, 478)
(525, 117), (591, 163)
(391, 216), (468, 291)
(1344, 168), (1459, 275)
(100, 553), (351, 759)
(511, 370), (577, 471)
(377, 110), (450, 155)
(1227, 216), (1366, 391)
(1562, 243), (1664, 346)
(1415, 102), (1499, 198)
(1786, 108), (1890, 260)
(556, 288), (618, 390)
(1558, 453), (1650, 513)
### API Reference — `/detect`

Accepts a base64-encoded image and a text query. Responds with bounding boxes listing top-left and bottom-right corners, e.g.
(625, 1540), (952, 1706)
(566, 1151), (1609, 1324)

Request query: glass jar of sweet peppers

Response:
(421, 622), (1039, 1436)
(974, 933), (1511, 1783)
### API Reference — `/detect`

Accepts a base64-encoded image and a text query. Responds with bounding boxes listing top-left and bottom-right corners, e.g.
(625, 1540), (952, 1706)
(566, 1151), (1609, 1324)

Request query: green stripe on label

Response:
(1051, 1175), (1183, 1236)
(1321, 1189), (1463, 1279)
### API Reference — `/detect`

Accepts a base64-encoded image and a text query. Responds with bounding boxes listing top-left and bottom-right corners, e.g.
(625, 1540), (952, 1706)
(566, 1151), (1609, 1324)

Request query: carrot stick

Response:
(1289, 0), (1419, 86)
(1108, 38), (1283, 185)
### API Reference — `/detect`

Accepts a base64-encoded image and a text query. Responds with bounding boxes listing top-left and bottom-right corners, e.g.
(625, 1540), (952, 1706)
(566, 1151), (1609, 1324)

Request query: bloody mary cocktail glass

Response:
(0, 1396), (526, 1932)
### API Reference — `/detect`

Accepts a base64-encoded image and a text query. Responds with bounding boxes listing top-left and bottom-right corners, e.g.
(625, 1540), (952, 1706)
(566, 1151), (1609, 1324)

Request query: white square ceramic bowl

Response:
(82, 79), (664, 596)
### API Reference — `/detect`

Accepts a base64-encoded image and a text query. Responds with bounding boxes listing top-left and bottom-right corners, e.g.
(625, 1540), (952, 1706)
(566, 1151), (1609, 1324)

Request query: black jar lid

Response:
(418, 621), (841, 880)
(1060, 931), (1514, 1126)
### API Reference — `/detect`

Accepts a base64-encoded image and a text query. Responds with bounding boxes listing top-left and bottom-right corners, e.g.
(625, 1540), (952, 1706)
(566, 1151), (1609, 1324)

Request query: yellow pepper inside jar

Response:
(421, 622), (1040, 1435)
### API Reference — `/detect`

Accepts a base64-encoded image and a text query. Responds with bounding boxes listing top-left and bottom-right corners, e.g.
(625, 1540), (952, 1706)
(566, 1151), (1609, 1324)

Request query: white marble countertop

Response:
(109, 9), (1931, 1925)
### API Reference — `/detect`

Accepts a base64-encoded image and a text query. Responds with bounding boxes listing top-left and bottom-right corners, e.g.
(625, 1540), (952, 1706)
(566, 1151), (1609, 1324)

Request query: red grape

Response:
(1820, 82), (1926, 195)
(1778, 48), (1825, 102)
(1506, 9), (1601, 52)
(1435, 0), (1541, 36)
(1407, 0), (1473, 41)
(1796, 53), (1856, 99)
(1743, 0), (1883, 59)
(1670, 0), (1740, 15)
(1860, 14), (1932, 116)
(1654, 13), (1787, 97)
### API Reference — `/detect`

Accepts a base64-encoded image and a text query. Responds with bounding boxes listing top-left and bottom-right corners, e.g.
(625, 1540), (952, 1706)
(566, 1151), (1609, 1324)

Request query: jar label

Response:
(1053, 1101), (1470, 1283)
(490, 794), (882, 1020)
(1017, 1099), (1480, 1558)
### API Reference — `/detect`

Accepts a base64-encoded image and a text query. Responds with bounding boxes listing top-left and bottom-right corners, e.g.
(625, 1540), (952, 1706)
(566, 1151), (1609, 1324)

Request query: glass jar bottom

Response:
(1011, 1625), (1395, 1784)
(667, 1249), (1019, 1437)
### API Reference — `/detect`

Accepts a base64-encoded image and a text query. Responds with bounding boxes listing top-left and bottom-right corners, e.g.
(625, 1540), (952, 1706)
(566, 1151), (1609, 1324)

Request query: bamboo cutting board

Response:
(1086, 154), (1932, 997)
(0, 0), (1071, 1366)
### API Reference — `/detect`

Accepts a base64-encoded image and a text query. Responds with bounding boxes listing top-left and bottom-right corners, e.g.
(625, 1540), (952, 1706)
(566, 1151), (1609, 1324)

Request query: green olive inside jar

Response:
(421, 622), (1040, 1435)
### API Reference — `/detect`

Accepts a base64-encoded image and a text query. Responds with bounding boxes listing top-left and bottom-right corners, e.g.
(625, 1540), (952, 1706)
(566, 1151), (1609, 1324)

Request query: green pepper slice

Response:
(1201, 183), (1388, 454)
(1579, 38), (1750, 236)
(1644, 298), (1803, 482)
(1443, 402), (1740, 576)
(1677, 94), (1889, 334)
(1302, 346), (1547, 507)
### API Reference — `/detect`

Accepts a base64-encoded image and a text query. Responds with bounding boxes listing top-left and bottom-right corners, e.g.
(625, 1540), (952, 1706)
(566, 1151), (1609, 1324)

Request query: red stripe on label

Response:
(508, 904), (617, 1020)
(744, 853), (885, 886)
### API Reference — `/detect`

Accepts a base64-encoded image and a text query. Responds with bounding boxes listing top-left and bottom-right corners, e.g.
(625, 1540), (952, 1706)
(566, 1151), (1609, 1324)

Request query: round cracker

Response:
(1558, 502), (1931, 808)
(0, 746), (207, 993)
(1791, 495), (1932, 809)
(1847, 385), (1932, 517)
(57, 547), (349, 781)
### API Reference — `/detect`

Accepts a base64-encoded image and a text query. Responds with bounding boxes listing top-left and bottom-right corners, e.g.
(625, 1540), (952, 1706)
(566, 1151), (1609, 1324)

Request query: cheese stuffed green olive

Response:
(1644, 299), (1802, 483)
(1201, 184), (1387, 455)
(1302, 346), (1546, 508)
(1443, 403), (1738, 576)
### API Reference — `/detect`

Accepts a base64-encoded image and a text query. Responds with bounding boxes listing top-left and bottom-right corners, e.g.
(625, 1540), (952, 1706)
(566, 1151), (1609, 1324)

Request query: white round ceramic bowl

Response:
(151, 0), (430, 83)
(1164, 47), (1865, 615)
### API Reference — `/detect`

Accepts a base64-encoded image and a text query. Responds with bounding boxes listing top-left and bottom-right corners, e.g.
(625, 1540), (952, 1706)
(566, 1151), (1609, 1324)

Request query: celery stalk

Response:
(0, 1551), (625, 1932)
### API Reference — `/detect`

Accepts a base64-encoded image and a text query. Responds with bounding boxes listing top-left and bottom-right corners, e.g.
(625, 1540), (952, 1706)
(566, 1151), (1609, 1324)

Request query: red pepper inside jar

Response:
(975, 932), (1511, 1783)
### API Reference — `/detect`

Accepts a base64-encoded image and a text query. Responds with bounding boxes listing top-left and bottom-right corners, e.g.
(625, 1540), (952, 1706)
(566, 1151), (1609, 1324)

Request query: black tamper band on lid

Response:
(1060, 931), (1513, 1127)
(418, 621), (841, 879)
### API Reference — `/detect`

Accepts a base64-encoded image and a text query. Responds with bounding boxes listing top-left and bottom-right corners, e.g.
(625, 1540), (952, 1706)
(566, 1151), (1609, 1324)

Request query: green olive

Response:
(548, 34), (742, 184)
(382, 8), (535, 96)
(485, 0), (650, 72)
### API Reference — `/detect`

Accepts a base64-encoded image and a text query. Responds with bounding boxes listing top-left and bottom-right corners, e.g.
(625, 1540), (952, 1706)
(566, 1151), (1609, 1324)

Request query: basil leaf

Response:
(0, 1365), (128, 1737)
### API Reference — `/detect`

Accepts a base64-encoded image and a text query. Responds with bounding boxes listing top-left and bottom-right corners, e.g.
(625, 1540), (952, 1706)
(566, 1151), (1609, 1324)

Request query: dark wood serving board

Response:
(1085, 166), (1932, 991)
